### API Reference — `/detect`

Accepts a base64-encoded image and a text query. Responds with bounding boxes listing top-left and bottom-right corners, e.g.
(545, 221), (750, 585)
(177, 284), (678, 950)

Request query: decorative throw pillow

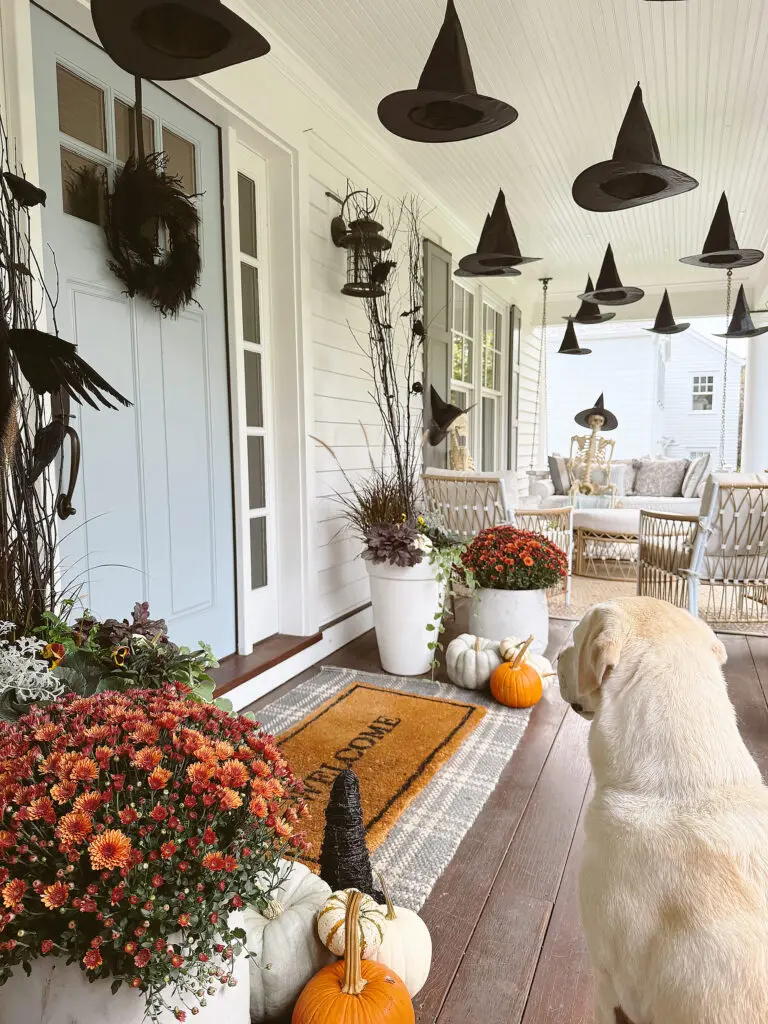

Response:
(682, 452), (711, 498)
(622, 461), (638, 495)
(610, 463), (628, 496)
(548, 454), (571, 496)
(633, 458), (690, 497)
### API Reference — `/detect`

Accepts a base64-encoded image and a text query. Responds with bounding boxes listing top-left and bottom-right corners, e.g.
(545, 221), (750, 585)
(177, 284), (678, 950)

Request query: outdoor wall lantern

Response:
(327, 189), (393, 299)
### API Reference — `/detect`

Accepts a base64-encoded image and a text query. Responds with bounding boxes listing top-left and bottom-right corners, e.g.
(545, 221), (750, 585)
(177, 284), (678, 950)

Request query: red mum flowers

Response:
(88, 830), (132, 871)
(40, 881), (69, 910)
(461, 526), (567, 592)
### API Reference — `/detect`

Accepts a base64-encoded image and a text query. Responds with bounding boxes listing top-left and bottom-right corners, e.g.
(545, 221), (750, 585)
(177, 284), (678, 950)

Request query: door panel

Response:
(31, 7), (236, 656)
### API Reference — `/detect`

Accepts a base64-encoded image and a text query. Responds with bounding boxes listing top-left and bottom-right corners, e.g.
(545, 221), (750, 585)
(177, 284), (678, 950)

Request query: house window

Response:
(692, 375), (714, 412)
(690, 450), (711, 459)
(450, 282), (474, 412)
(481, 302), (503, 471)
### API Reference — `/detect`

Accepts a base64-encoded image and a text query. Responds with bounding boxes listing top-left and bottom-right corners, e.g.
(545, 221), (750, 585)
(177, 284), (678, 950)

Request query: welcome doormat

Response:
(255, 668), (533, 911)
(277, 683), (485, 862)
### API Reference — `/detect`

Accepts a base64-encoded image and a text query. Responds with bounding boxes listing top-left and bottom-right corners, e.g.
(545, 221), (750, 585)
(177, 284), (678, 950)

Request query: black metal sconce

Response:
(326, 189), (393, 298)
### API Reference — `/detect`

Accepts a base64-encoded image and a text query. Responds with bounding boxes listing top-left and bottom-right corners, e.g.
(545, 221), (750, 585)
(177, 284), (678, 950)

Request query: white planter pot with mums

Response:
(469, 586), (549, 655)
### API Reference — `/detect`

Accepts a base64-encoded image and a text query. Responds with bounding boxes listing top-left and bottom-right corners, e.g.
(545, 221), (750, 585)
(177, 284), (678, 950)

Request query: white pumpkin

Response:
(446, 633), (503, 689)
(372, 873), (432, 997)
(499, 635), (555, 683)
(316, 888), (387, 958)
(244, 860), (335, 1022)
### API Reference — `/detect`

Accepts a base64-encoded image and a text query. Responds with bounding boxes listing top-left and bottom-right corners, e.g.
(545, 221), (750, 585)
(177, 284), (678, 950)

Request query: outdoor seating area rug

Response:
(256, 667), (533, 911)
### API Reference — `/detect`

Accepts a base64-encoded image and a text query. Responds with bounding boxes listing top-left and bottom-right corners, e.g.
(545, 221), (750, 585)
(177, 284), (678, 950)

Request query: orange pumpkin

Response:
(292, 889), (414, 1024)
(490, 635), (543, 708)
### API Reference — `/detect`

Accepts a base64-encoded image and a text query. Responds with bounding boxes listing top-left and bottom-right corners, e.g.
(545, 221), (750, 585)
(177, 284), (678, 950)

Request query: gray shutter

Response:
(422, 238), (453, 469)
(506, 304), (522, 471)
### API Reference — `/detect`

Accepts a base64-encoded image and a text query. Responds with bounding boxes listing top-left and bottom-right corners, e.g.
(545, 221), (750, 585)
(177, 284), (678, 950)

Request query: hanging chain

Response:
(718, 268), (733, 470)
(531, 277), (552, 471)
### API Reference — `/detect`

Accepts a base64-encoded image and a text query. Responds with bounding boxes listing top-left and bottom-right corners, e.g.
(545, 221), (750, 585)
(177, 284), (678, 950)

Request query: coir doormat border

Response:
(277, 682), (486, 863)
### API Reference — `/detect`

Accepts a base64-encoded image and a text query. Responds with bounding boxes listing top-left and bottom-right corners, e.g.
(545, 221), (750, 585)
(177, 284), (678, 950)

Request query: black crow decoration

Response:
(7, 328), (131, 410)
(3, 172), (46, 209)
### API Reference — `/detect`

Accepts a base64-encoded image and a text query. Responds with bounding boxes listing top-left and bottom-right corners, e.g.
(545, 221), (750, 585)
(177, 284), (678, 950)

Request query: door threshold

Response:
(213, 632), (323, 697)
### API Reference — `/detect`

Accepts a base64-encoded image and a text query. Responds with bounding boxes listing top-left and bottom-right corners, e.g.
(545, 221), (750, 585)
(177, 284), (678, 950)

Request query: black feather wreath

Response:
(104, 153), (201, 317)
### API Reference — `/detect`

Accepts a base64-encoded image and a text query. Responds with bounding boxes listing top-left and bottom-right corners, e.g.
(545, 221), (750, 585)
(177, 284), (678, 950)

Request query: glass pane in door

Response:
(57, 65), (106, 151)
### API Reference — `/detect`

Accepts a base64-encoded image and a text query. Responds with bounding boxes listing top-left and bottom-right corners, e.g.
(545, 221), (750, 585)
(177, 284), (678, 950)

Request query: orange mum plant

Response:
(0, 684), (308, 1021)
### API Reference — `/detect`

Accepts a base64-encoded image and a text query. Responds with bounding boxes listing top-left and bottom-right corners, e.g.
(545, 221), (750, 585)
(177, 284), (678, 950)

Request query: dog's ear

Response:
(577, 606), (624, 697)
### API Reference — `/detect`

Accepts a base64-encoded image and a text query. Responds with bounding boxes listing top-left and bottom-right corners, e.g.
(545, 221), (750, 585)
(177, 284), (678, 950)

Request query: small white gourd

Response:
(244, 860), (335, 1022)
(446, 634), (503, 690)
(316, 888), (387, 958)
(371, 873), (432, 997)
(499, 635), (556, 684)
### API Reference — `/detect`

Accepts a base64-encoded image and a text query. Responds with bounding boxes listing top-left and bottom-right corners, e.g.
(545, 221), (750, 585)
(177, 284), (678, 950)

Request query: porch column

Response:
(741, 335), (768, 473)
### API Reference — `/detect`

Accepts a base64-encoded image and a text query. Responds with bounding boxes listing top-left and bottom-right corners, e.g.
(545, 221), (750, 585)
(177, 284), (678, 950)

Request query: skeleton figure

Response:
(568, 394), (619, 498)
(448, 412), (475, 471)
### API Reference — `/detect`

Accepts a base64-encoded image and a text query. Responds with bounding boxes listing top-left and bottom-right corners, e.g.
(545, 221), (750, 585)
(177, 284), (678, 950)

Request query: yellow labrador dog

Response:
(558, 597), (768, 1024)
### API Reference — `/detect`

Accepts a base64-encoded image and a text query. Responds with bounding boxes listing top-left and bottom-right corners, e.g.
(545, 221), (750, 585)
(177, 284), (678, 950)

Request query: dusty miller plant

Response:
(0, 620), (64, 716)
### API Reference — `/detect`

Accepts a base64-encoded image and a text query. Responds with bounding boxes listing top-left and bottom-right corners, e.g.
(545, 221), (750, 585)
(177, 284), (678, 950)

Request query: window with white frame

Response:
(690, 450), (711, 459)
(450, 282), (474, 411)
(481, 302), (504, 471)
(692, 374), (714, 412)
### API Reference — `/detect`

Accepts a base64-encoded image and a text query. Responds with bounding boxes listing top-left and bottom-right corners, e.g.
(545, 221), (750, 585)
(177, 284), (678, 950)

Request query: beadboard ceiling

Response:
(253, 0), (768, 300)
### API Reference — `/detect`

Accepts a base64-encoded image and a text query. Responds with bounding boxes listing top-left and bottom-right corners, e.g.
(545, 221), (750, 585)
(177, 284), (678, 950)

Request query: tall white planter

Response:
(0, 947), (249, 1024)
(469, 587), (549, 655)
(366, 558), (441, 676)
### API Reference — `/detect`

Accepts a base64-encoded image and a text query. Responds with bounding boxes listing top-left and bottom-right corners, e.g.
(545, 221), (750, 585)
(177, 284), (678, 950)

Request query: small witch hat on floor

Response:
(458, 190), (540, 274)
(563, 276), (616, 324)
(579, 244), (644, 305)
(558, 320), (592, 355)
(715, 285), (768, 339)
(573, 83), (698, 212)
(91, 0), (270, 80)
(426, 386), (469, 445)
(680, 193), (764, 270)
(378, 0), (518, 143)
(454, 214), (521, 277)
(319, 770), (383, 901)
(574, 393), (619, 431)
(645, 290), (690, 335)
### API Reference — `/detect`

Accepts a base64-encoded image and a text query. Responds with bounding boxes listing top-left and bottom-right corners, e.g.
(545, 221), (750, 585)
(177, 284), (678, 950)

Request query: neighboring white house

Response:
(546, 321), (744, 469)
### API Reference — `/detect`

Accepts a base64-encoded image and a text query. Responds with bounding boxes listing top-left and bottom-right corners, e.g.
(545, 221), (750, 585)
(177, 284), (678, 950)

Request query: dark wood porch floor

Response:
(248, 610), (768, 1024)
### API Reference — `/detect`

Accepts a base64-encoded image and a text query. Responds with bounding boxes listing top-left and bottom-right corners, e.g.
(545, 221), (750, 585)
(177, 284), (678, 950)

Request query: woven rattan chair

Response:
(638, 473), (768, 623)
(421, 468), (573, 605)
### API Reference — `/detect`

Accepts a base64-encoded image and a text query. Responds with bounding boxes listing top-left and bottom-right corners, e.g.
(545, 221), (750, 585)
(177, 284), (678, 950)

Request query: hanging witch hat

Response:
(458, 190), (540, 274)
(572, 83), (698, 212)
(680, 192), (764, 270)
(715, 284), (768, 339)
(574, 393), (619, 431)
(455, 214), (521, 278)
(557, 320), (592, 355)
(91, 0), (271, 81)
(426, 386), (470, 445)
(378, 0), (518, 143)
(579, 244), (644, 305)
(563, 276), (616, 324)
(645, 289), (689, 335)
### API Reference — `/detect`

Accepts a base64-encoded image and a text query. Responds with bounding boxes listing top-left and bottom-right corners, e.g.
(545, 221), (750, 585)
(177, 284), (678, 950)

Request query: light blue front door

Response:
(31, 7), (236, 656)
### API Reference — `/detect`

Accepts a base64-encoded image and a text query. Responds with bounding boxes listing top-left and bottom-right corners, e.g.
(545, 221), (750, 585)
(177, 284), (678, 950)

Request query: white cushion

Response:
(573, 508), (642, 533)
(682, 452), (711, 498)
(618, 496), (702, 516)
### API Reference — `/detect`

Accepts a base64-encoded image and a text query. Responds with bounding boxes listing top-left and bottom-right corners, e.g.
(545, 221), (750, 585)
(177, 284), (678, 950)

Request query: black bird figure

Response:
(412, 319), (425, 338)
(411, 381), (424, 395)
(2, 172), (47, 209)
(369, 260), (397, 287)
(6, 329), (131, 410)
(28, 419), (67, 486)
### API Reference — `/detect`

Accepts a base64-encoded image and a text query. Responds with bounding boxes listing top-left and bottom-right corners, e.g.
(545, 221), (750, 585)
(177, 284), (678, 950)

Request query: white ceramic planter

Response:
(469, 587), (549, 655)
(366, 558), (441, 676)
(0, 947), (249, 1024)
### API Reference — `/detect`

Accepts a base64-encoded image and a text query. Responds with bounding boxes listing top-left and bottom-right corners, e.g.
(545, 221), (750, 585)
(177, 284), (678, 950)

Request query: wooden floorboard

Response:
(249, 609), (768, 1024)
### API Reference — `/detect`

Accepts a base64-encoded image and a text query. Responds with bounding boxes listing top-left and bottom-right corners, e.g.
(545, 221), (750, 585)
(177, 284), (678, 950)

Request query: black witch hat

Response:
(579, 244), (644, 305)
(427, 386), (468, 445)
(574, 394), (618, 432)
(715, 284), (768, 339)
(680, 193), (764, 270)
(572, 83), (698, 213)
(644, 290), (689, 335)
(455, 215), (520, 277)
(563, 276), (616, 324)
(458, 190), (539, 274)
(91, 0), (270, 81)
(377, 0), (518, 143)
(558, 320), (592, 356)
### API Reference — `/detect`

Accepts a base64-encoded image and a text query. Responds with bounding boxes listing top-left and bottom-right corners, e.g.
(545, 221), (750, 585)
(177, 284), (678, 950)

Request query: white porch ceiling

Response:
(253, 0), (768, 301)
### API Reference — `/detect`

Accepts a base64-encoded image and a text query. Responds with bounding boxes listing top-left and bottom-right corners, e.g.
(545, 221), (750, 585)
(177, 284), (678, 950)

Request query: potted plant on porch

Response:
(0, 684), (309, 1022)
(461, 526), (568, 654)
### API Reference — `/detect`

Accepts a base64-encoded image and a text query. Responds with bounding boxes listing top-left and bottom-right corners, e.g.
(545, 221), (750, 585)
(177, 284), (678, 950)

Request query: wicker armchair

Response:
(638, 473), (768, 623)
(421, 468), (573, 604)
